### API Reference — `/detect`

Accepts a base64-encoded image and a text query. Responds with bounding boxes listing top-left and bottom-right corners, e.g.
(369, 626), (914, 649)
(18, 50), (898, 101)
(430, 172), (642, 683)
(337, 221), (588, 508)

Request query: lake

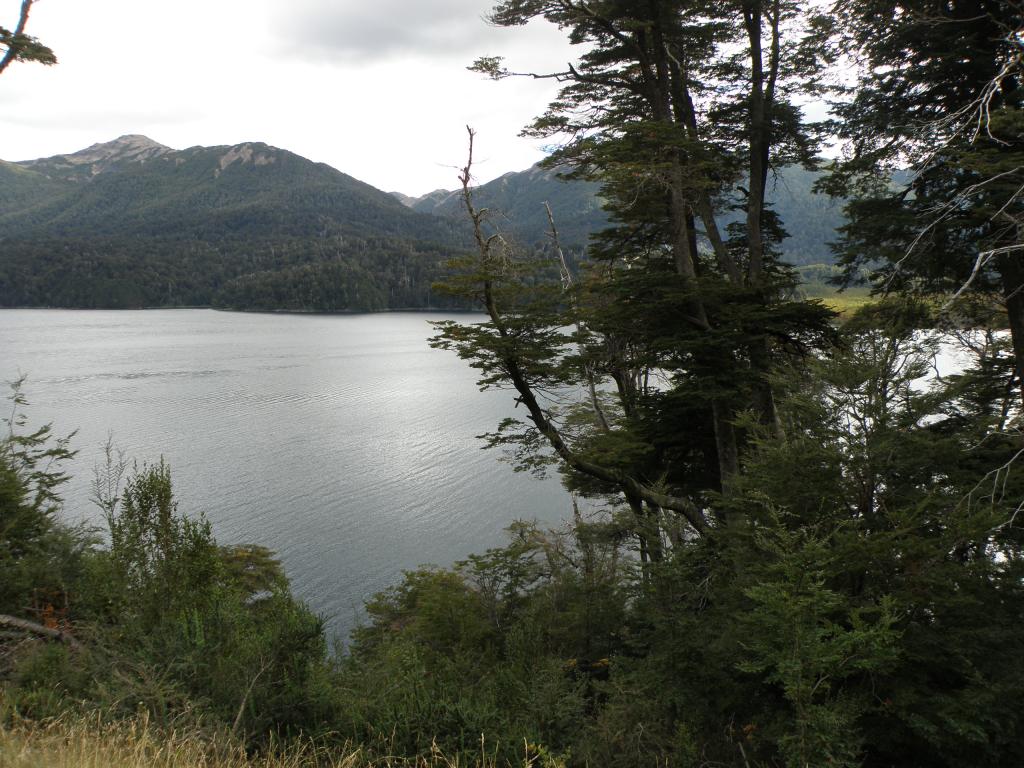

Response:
(0, 309), (576, 642)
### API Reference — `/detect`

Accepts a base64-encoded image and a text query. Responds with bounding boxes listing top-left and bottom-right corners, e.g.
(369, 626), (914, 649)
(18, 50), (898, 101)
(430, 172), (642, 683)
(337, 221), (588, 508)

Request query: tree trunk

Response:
(999, 255), (1024, 404)
(712, 399), (741, 495)
(749, 335), (783, 437)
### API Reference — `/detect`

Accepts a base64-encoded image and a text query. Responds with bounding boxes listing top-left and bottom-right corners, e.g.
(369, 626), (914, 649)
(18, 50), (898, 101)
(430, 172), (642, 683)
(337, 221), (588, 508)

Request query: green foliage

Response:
(0, 134), (851, 311)
(78, 461), (331, 737)
(826, 1), (1024, 384)
(718, 309), (1024, 767)
(5, 4), (1024, 766)
(736, 526), (900, 768)
(368, 304), (1024, 767)
(0, 380), (81, 618)
(0, 0), (56, 74)
(4, 317), (1024, 767)
(337, 520), (626, 763)
(104, 460), (220, 629)
(1, 421), (332, 743)
(419, 153), (847, 266)
(0, 26), (55, 68)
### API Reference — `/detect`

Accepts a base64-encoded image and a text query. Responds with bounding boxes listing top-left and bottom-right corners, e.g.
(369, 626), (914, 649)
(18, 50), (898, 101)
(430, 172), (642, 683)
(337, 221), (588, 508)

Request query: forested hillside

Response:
(0, 136), (471, 310)
(398, 162), (608, 248)
(0, 135), (848, 311)
(393, 162), (846, 264)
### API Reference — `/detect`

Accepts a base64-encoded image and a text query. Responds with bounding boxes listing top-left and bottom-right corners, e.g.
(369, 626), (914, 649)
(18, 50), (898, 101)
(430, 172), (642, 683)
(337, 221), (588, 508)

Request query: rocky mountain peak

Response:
(17, 134), (174, 181)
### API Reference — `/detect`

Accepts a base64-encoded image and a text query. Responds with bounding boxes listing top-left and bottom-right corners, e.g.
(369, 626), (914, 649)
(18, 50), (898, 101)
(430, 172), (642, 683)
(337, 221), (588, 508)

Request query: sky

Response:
(0, 0), (579, 195)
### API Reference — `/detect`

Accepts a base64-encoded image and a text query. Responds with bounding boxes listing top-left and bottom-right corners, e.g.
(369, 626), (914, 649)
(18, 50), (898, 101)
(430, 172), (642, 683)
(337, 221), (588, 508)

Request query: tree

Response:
(434, 1), (835, 549)
(0, 0), (55, 76)
(826, 1), (1024, 385)
(425, 7), (1024, 764)
(81, 458), (331, 737)
(0, 378), (77, 618)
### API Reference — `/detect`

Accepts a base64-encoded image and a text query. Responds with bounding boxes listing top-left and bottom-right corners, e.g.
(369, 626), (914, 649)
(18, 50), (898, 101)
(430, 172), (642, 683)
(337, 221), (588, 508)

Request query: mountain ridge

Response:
(0, 136), (847, 311)
(389, 162), (607, 249)
(389, 161), (846, 264)
(1, 136), (463, 243)
(16, 134), (175, 182)
(0, 136), (472, 311)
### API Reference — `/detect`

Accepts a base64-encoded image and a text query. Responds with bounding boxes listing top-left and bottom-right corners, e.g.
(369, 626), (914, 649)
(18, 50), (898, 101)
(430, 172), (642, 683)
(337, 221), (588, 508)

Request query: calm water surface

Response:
(0, 309), (574, 641)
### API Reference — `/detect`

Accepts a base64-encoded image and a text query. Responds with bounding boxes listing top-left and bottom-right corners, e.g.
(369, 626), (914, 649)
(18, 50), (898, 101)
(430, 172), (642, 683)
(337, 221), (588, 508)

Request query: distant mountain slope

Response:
(16, 134), (174, 181)
(0, 136), (471, 310)
(1, 136), (849, 311)
(2, 135), (463, 243)
(394, 164), (607, 248)
(393, 163), (846, 265)
(0, 160), (67, 212)
(760, 166), (848, 266)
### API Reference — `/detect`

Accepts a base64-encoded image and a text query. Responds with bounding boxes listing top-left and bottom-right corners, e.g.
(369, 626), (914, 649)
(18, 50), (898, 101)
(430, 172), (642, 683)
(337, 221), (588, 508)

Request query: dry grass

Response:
(0, 714), (523, 768)
(801, 286), (875, 317)
(820, 292), (874, 317)
(0, 715), (336, 768)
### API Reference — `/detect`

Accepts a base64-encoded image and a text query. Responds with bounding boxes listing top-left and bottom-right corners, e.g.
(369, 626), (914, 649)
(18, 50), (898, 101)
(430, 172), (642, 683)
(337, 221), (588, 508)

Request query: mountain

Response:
(1, 136), (848, 311)
(393, 163), (847, 265)
(409, 189), (457, 211)
(759, 166), (848, 266)
(387, 189), (452, 209)
(393, 164), (607, 248)
(0, 136), (471, 310)
(1, 135), (464, 243)
(15, 134), (174, 182)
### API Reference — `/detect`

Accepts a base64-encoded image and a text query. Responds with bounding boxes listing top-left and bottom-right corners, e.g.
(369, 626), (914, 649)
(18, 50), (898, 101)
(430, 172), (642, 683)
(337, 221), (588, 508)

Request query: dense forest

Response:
(0, 234), (470, 311)
(3, 1), (1024, 767)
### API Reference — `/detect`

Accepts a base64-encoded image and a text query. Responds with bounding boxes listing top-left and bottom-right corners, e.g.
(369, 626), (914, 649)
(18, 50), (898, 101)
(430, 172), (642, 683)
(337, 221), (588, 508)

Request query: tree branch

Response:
(0, 0), (55, 76)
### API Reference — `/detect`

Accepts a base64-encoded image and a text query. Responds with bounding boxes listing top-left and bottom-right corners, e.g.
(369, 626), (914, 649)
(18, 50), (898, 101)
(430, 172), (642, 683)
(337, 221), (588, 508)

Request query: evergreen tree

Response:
(0, 380), (77, 619)
(435, 0), (837, 548)
(0, 0), (55, 76)
(826, 0), (1024, 382)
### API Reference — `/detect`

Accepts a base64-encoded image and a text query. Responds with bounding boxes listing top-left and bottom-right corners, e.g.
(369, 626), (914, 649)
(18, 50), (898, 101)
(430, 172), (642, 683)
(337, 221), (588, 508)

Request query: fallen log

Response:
(0, 614), (81, 650)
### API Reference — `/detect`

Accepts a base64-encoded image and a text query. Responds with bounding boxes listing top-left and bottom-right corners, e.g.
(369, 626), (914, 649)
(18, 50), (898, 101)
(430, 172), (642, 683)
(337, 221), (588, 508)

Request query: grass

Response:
(0, 713), (558, 768)
(0, 715), (342, 768)
(799, 283), (875, 317)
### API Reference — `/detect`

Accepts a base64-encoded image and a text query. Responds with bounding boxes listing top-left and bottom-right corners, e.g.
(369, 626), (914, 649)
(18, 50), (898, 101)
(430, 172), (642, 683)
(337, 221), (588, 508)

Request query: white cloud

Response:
(278, 0), (494, 62)
(0, 0), (579, 194)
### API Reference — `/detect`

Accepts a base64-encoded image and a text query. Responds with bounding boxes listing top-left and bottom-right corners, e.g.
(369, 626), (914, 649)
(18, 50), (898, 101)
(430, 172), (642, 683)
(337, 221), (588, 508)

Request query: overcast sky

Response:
(0, 0), (579, 195)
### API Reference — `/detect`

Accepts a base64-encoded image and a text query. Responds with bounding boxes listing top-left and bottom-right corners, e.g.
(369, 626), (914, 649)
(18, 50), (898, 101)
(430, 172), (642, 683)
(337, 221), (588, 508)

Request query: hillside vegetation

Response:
(0, 136), (850, 311)
(0, 137), (471, 311)
(396, 162), (846, 265)
(0, 715), (509, 768)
